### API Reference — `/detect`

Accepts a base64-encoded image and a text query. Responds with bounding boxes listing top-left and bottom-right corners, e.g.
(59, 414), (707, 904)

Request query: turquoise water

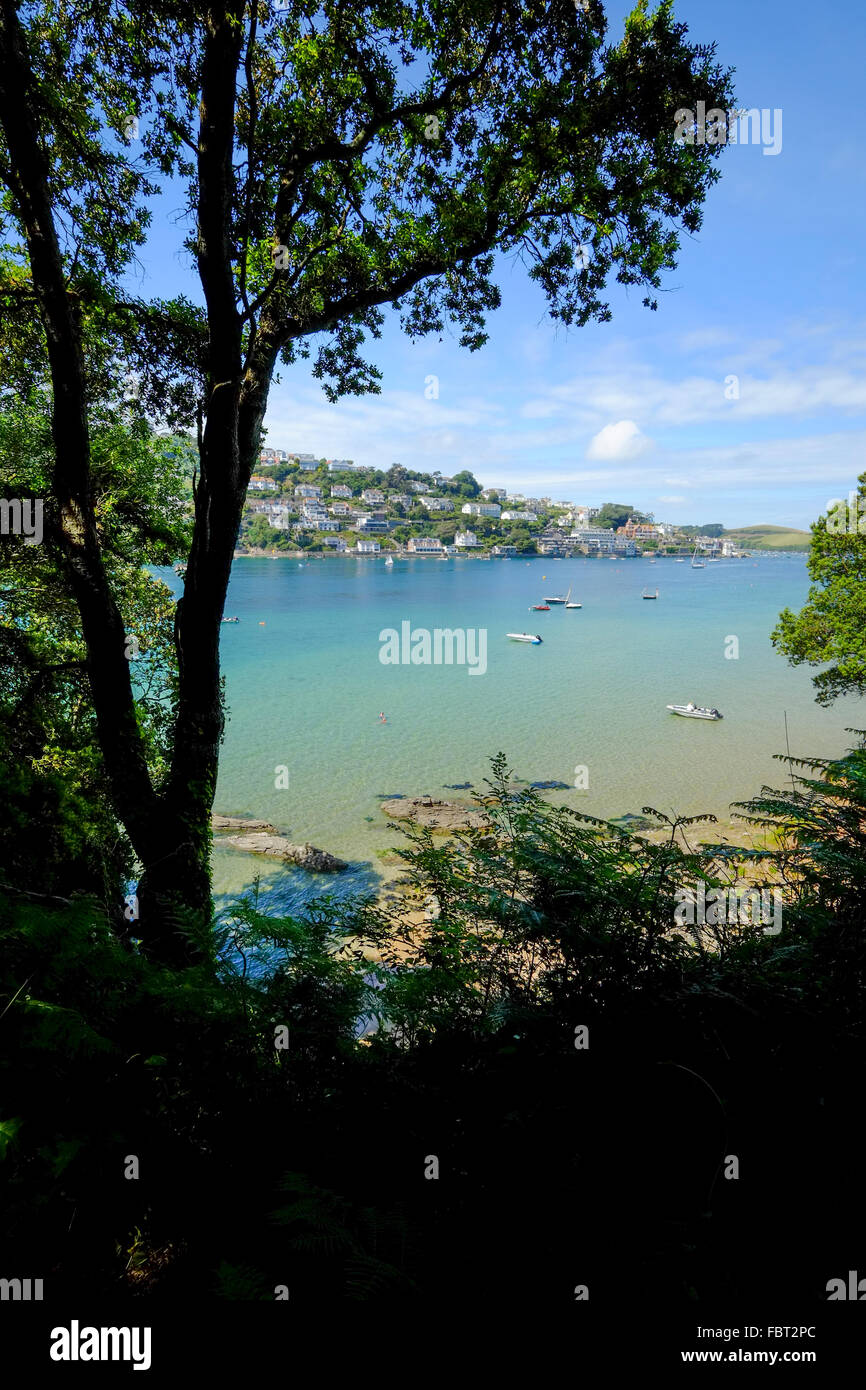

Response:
(163, 553), (859, 913)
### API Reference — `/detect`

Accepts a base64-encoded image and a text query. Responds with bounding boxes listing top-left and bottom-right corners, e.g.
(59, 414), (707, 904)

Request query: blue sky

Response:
(128, 0), (866, 529)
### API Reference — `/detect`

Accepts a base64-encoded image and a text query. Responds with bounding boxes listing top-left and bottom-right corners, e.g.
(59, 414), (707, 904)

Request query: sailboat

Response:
(641, 588), (659, 600)
(544, 584), (571, 603)
(690, 543), (705, 569)
(544, 581), (572, 603)
(565, 585), (582, 609)
(384, 555), (394, 567)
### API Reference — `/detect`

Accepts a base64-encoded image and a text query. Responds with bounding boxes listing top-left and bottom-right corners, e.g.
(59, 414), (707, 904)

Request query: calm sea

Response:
(158, 552), (859, 914)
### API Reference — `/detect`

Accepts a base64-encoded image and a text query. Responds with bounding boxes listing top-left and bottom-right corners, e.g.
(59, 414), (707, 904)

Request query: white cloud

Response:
(586, 420), (651, 462)
(658, 494), (687, 503)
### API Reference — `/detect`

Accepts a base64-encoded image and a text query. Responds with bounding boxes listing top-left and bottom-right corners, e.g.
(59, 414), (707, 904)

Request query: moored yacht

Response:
(507, 632), (543, 644)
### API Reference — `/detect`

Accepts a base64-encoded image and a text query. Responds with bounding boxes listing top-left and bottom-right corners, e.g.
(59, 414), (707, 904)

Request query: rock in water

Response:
(380, 796), (490, 832)
(212, 815), (280, 833)
(220, 833), (347, 872)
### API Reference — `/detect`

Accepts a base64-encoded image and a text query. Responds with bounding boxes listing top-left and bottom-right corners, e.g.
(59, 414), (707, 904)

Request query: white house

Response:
(295, 484), (322, 498)
(329, 501), (351, 515)
(501, 510), (538, 522)
(315, 518), (341, 531)
(322, 535), (347, 550)
(491, 544), (517, 556)
(455, 530), (480, 548)
(249, 475), (278, 492)
(330, 485), (352, 498)
(407, 536), (443, 552)
(422, 497), (454, 512)
(462, 501), (501, 518)
(409, 481), (431, 493)
(482, 488), (507, 500)
(361, 488), (385, 503)
(356, 539), (381, 553)
(327, 459), (354, 471)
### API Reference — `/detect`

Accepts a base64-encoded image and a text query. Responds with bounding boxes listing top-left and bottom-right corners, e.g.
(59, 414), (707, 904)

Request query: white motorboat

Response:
(507, 633), (543, 644)
(545, 585), (571, 604)
(565, 600), (582, 608)
(667, 702), (723, 720)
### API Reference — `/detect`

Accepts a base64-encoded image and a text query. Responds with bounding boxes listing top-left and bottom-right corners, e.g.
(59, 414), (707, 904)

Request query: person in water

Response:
(378, 712), (387, 723)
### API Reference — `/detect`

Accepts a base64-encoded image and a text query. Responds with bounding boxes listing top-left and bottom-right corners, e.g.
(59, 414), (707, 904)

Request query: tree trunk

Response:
(1, 1), (270, 968)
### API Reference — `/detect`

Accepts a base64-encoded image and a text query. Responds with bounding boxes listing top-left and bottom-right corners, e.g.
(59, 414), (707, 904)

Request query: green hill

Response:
(723, 524), (811, 552)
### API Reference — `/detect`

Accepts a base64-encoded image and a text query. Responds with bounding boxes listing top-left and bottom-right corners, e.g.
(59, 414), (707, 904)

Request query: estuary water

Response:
(159, 552), (859, 914)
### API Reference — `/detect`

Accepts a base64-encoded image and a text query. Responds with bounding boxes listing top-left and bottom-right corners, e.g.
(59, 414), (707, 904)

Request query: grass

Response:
(722, 524), (811, 552)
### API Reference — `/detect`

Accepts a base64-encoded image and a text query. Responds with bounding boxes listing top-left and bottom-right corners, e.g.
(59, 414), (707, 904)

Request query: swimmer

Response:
(378, 711), (387, 723)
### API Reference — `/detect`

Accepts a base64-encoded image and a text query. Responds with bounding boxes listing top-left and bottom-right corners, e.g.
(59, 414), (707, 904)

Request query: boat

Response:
(221, 616), (240, 624)
(642, 588), (659, 600)
(507, 633), (543, 644)
(690, 543), (705, 569)
(544, 585), (572, 604)
(565, 599), (582, 609)
(384, 556), (394, 567)
(666, 702), (723, 720)
(530, 604), (550, 611)
(675, 558), (686, 563)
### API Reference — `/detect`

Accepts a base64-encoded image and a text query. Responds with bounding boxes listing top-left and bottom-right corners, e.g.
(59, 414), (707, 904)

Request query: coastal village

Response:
(239, 447), (747, 558)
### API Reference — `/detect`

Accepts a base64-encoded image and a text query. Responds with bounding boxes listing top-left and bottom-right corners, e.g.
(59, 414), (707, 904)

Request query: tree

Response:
(594, 502), (634, 530)
(772, 477), (866, 705)
(0, 392), (191, 902)
(385, 464), (408, 489)
(452, 469), (481, 498)
(0, 0), (733, 962)
(245, 514), (275, 549)
(502, 525), (534, 553)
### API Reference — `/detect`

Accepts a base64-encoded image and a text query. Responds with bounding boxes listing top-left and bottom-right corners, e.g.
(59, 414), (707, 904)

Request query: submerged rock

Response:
(529, 779), (571, 790)
(610, 813), (657, 832)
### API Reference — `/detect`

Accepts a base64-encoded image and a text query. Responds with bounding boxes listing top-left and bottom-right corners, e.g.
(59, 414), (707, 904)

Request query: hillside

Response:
(723, 524), (811, 552)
